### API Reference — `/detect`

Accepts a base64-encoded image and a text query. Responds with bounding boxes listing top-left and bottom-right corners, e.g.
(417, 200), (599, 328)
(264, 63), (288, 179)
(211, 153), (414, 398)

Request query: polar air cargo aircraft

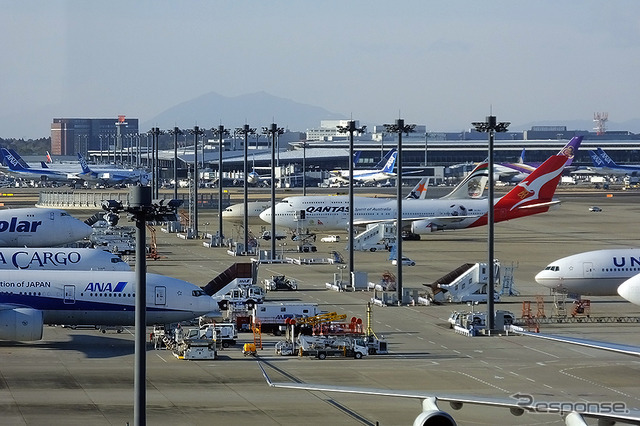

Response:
(0, 208), (92, 247)
(0, 270), (218, 341)
(258, 362), (640, 426)
(0, 248), (129, 271)
(261, 138), (580, 235)
(535, 248), (640, 296)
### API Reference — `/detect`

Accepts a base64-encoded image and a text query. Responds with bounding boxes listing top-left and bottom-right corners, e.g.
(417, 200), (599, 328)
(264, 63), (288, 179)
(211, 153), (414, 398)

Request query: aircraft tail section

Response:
(7, 149), (31, 169)
(558, 136), (582, 166)
(381, 150), (398, 174)
(596, 147), (618, 167)
(1, 148), (29, 171)
(589, 149), (605, 167)
(77, 153), (95, 176)
(441, 161), (488, 200)
(405, 177), (430, 200)
(375, 148), (397, 169)
(493, 154), (570, 220)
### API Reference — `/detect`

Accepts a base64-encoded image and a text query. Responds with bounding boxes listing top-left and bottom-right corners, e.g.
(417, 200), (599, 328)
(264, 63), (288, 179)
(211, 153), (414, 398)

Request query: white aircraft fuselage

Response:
(0, 208), (92, 247)
(535, 248), (640, 296)
(0, 270), (218, 340)
(0, 248), (129, 271)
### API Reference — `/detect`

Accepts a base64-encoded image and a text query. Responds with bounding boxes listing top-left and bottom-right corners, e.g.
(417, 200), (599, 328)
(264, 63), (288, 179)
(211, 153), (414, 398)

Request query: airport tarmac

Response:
(1, 188), (640, 425)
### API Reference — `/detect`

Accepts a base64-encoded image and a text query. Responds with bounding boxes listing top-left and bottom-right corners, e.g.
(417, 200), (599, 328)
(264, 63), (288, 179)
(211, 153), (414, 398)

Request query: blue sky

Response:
(2, 1), (639, 138)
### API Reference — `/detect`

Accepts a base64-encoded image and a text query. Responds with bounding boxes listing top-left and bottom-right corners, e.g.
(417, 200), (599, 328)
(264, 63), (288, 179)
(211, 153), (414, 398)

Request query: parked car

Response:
(391, 256), (416, 266)
(589, 206), (602, 212)
(320, 235), (340, 243)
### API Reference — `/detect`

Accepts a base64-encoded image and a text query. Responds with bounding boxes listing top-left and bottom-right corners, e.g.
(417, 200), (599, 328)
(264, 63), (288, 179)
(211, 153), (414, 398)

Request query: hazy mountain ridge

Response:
(142, 91), (346, 131)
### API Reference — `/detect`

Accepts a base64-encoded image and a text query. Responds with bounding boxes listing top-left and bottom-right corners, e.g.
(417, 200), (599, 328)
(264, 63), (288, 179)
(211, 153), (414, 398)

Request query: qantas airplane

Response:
(535, 248), (640, 296)
(0, 248), (129, 271)
(260, 138), (580, 235)
(0, 269), (218, 341)
(0, 208), (92, 247)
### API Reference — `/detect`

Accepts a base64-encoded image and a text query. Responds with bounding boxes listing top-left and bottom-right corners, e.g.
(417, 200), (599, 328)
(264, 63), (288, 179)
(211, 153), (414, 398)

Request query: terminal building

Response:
(50, 117), (139, 157)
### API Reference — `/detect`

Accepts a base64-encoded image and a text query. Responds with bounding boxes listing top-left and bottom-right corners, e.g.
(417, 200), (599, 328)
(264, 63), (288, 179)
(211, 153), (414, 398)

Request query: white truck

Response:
(216, 284), (265, 311)
(263, 275), (298, 291)
(297, 334), (368, 359)
(251, 302), (318, 335)
(172, 326), (217, 360)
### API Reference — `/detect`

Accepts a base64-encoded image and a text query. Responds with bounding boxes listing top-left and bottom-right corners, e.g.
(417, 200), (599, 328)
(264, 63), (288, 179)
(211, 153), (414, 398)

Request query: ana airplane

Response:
(587, 147), (640, 176)
(261, 144), (577, 235)
(0, 208), (92, 247)
(78, 153), (151, 186)
(0, 148), (79, 183)
(0, 248), (129, 271)
(329, 149), (398, 184)
(258, 362), (640, 426)
(535, 248), (640, 296)
(0, 269), (218, 341)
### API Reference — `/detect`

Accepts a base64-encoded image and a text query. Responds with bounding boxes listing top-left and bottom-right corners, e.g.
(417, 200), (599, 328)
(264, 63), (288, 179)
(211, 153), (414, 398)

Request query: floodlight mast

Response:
(189, 126), (205, 237)
(167, 127), (183, 200)
(384, 119), (416, 304)
(236, 124), (256, 254)
(337, 121), (366, 290)
(472, 115), (509, 332)
(262, 124), (284, 259)
(212, 125), (230, 242)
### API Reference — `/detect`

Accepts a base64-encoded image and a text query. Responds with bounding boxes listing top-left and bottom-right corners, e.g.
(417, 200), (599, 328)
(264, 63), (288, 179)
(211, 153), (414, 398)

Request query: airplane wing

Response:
(511, 327), (640, 357)
(258, 362), (640, 425)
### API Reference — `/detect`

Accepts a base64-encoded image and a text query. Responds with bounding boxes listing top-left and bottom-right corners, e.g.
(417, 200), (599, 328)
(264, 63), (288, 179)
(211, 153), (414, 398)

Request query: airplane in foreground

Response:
(0, 148), (80, 183)
(0, 207), (92, 247)
(0, 269), (218, 341)
(78, 153), (151, 186)
(261, 137), (580, 236)
(258, 362), (640, 426)
(535, 248), (640, 296)
(328, 148), (398, 185)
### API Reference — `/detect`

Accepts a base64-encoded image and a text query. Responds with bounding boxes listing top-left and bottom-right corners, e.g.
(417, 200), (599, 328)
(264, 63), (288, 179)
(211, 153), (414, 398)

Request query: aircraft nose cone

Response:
(73, 221), (94, 241)
(534, 270), (553, 288)
(618, 276), (640, 306)
(259, 209), (270, 224)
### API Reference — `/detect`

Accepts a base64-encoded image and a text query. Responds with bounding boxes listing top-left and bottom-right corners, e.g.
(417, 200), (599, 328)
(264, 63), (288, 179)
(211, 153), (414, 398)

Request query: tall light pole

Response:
(384, 119), (416, 304)
(263, 124), (284, 260)
(337, 121), (366, 290)
(472, 115), (509, 331)
(212, 125), (229, 241)
(189, 126), (205, 238)
(236, 124), (256, 254)
(301, 141), (307, 195)
(167, 127), (183, 200)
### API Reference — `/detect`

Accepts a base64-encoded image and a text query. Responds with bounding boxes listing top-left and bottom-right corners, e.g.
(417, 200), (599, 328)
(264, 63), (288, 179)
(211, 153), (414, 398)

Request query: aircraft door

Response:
(154, 286), (166, 306)
(64, 285), (75, 304)
(583, 262), (594, 278)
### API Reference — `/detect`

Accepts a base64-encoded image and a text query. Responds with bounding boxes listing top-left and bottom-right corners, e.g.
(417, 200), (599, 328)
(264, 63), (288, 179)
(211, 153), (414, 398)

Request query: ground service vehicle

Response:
(298, 334), (368, 359)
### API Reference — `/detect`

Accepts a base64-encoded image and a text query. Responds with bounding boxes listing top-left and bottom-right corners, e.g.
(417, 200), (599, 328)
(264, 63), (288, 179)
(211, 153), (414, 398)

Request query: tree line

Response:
(0, 137), (51, 155)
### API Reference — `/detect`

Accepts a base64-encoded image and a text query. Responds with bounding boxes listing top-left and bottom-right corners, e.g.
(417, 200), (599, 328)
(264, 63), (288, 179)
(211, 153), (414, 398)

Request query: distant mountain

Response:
(511, 118), (640, 134)
(142, 91), (346, 131)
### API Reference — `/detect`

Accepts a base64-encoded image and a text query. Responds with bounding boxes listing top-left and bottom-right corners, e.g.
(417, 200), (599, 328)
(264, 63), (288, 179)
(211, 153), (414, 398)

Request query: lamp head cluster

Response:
(101, 197), (183, 225)
(167, 127), (183, 136)
(189, 125), (205, 136)
(211, 126), (230, 138)
(147, 127), (165, 136)
(337, 121), (366, 135)
(236, 125), (256, 136)
(383, 120), (416, 135)
(262, 124), (285, 136)
(472, 115), (510, 133)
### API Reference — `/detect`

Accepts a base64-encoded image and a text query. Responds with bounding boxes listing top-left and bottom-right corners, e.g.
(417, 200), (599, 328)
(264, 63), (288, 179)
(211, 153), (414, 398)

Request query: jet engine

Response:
(411, 220), (442, 234)
(412, 398), (457, 426)
(0, 308), (43, 341)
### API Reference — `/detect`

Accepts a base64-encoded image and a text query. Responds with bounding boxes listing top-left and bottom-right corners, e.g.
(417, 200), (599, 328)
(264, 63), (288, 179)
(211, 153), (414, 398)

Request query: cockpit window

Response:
(111, 258), (125, 263)
(192, 290), (207, 297)
(544, 265), (559, 272)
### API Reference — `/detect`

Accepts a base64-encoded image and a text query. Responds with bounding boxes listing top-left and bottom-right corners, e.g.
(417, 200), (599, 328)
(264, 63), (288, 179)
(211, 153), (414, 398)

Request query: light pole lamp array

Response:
(383, 119), (415, 304)
(211, 125), (230, 242)
(262, 124), (284, 260)
(337, 121), (366, 290)
(236, 124), (256, 254)
(147, 127), (164, 198)
(471, 115), (509, 331)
